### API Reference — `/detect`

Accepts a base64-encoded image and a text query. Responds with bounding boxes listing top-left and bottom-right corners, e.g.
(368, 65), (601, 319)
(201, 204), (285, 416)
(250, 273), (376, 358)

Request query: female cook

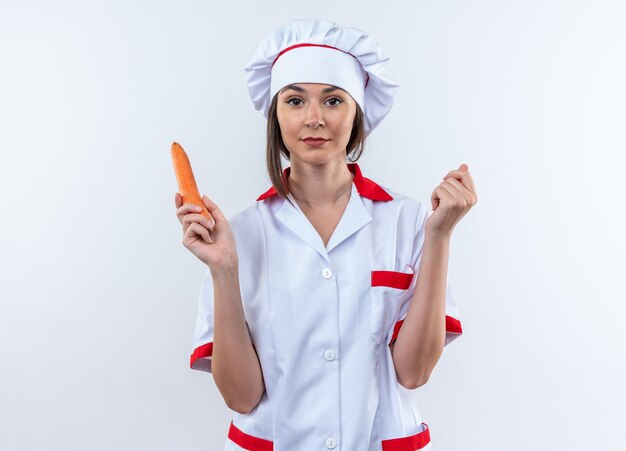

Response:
(174, 18), (477, 451)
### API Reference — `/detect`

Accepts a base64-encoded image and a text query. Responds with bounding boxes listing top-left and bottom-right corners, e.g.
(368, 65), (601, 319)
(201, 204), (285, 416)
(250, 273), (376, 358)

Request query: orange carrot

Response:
(171, 141), (215, 224)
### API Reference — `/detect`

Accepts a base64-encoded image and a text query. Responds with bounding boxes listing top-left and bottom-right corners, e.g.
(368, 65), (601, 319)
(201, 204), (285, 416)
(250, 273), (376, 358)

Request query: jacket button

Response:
(325, 437), (337, 449)
(323, 349), (337, 361)
(321, 268), (333, 279)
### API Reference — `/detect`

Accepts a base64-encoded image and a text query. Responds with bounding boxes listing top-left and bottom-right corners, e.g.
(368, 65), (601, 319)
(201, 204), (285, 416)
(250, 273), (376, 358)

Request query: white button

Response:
(323, 349), (337, 361)
(325, 437), (337, 449)
(321, 268), (333, 279)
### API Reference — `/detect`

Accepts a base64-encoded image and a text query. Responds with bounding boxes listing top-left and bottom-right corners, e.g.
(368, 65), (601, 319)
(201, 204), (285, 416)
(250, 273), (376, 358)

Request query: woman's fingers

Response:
(202, 195), (224, 225)
(431, 183), (453, 210)
(175, 192), (182, 208)
(186, 222), (212, 244)
(442, 164), (478, 203)
(435, 174), (461, 198)
(182, 213), (214, 231)
(176, 200), (206, 225)
(175, 192), (205, 211)
(442, 176), (474, 205)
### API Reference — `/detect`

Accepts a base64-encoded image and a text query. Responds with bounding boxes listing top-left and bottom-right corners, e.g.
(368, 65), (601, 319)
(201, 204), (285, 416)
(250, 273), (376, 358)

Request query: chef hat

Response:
(244, 18), (400, 136)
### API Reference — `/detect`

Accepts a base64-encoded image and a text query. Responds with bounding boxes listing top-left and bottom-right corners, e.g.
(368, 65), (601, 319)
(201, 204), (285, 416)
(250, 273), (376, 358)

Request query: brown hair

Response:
(266, 91), (366, 206)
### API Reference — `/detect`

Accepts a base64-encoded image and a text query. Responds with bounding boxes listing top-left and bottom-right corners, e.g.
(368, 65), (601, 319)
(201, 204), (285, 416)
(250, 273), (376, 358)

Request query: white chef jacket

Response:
(189, 162), (462, 451)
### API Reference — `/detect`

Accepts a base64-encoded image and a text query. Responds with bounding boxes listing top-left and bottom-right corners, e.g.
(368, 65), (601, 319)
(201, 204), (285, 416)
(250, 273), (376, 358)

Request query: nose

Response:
(304, 103), (325, 128)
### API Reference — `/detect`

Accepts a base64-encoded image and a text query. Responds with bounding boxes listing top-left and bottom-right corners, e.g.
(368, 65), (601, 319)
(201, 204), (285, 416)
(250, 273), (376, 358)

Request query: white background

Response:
(1, 1), (625, 450)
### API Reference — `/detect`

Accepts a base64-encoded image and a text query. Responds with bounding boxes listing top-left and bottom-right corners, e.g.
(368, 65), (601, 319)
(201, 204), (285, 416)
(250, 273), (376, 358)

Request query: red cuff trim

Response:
(189, 342), (213, 368)
(389, 315), (463, 346)
(446, 315), (463, 334)
(382, 422), (431, 450)
(371, 270), (414, 289)
(228, 421), (273, 451)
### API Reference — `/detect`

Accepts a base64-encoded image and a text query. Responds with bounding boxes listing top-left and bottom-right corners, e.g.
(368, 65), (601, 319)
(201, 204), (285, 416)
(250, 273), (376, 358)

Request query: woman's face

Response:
(276, 83), (357, 165)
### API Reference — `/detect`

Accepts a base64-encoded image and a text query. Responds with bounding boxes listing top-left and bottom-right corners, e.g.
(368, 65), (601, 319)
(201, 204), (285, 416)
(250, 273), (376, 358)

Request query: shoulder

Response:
(228, 202), (265, 239)
(229, 202), (259, 226)
(227, 203), (266, 260)
(372, 183), (430, 224)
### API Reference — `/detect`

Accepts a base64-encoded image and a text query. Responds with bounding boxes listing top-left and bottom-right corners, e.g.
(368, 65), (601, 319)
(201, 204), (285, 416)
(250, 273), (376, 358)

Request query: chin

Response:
(294, 152), (343, 166)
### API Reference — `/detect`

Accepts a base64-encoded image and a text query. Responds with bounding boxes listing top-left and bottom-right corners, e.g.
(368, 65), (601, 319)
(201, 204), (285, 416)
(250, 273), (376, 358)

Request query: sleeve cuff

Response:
(190, 342), (214, 373)
(388, 315), (463, 347)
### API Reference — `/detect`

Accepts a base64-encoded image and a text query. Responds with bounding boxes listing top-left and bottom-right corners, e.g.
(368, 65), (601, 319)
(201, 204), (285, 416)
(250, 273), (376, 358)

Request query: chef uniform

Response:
(189, 19), (463, 451)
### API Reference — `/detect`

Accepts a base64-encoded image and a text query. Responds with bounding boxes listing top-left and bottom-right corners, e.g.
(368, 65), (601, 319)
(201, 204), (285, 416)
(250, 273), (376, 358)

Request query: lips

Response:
(303, 138), (329, 146)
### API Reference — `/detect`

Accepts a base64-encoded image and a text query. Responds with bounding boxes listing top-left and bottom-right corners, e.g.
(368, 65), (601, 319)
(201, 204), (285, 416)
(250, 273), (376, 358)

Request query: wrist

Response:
(424, 229), (452, 244)
(208, 254), (239, 278)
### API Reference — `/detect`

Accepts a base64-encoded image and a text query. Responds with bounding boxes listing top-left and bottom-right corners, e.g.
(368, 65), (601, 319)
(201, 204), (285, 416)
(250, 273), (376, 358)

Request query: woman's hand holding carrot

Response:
(175, 193), (238, 271)
(171, 141), (238, 271)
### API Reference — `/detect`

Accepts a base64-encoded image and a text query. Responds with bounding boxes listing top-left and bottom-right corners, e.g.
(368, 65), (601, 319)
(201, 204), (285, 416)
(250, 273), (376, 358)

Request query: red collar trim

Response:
(256, 162), (393, 202)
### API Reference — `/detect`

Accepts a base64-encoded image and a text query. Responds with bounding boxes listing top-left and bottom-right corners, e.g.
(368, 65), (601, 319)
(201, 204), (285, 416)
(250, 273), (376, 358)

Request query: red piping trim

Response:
(371, 270), (414, 290)
(381, 422), (431, 450)
(189, 342), (213, 368)
(228, 419), (428, 450)
(228, 421), (273, 451)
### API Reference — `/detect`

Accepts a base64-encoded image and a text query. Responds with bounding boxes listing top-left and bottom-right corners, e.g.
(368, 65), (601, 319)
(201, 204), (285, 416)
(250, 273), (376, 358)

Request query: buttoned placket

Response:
(273, 182), (373, 449)
(321, 263), (339, 450)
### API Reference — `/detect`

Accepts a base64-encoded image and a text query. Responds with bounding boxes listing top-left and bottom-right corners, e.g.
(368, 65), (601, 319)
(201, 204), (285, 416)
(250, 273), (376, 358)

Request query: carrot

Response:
(171, 141), (215, 224)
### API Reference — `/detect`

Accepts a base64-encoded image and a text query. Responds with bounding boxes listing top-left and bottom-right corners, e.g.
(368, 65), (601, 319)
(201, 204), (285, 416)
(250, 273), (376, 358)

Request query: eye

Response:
(286, 97), (302, 106)
(326, 97), (342, 106)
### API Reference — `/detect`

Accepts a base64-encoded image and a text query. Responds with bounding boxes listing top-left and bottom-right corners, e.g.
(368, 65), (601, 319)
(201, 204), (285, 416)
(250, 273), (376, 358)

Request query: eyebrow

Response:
(280, 84), (343, 94)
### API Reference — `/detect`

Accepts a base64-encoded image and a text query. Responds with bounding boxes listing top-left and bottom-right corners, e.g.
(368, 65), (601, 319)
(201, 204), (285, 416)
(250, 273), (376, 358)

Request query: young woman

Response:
(175, 18), (477, 451)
